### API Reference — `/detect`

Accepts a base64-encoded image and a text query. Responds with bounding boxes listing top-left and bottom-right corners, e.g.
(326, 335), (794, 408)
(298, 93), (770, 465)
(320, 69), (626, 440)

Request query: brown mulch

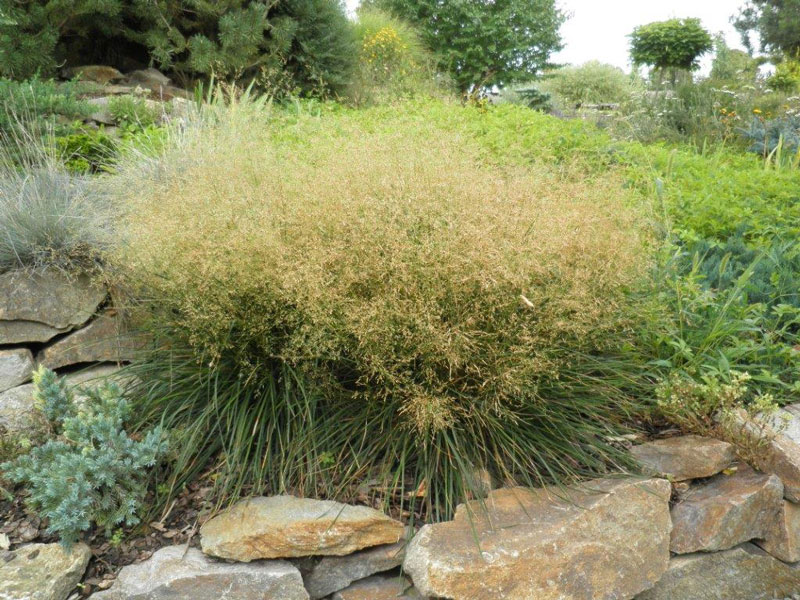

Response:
(0, 482), (214, 597)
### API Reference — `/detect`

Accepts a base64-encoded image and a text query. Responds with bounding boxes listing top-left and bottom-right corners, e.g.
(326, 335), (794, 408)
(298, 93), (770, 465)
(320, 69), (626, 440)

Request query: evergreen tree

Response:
(0, 0), (356, 96)
(734, 0), (800, 56)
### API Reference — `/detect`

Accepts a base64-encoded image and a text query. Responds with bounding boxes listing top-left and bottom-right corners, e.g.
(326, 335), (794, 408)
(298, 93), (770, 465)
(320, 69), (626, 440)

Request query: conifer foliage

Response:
(0, 0), (356, 95)
(1, 367), (167, 546)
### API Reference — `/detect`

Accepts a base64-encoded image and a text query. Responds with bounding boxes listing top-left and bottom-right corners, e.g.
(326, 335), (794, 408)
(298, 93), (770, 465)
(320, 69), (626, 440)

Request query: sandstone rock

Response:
(0, 348), (34, 393)
(636, 543), (800, 600)
(64, 65), (125, 84)
(0, 542), (91, 600)
(37, 311), (142, 370)
(404, 478), (672, 600)
(200, 495), (404, 562)
(0, 271), (106, 344)
(332, 574), (420, 600)
(300, 533), (408, 599)
(732, 407), (800, 502)
(92, 545), (308, 600)
(757, 499), (800, 562)
(670, 465), (783, 554)
(630, 435), (735, 481)
(0, 365), (121, 435)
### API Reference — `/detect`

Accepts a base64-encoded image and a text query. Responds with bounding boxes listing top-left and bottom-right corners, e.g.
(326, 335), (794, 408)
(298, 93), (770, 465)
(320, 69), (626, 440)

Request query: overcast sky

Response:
(345, 0), (750, 74)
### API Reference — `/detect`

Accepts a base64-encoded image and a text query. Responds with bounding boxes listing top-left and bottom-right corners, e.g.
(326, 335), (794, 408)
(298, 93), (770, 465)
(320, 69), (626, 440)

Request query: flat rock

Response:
(630, 435), (735, 481)
(403, 477), (672, 600)
(200, 495), (404, 562)
(37, 311), (141, 370)
(92, 545), (308, 600)
(756, 499), (800, 562)
(0, 365), (121, 435)
(0, 271), (106, 344)
(332, 574), (420, 600)
(126, 68), (170, 92)
(0, 542), (91, 600)
(670, 465), (783, 554)
(636, 543), (800, 600)
(299, 532), (408, 599)
(0, 348), (34, 393)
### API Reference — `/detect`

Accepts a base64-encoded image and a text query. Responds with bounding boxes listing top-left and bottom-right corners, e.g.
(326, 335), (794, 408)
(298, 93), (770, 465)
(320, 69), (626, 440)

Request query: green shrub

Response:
(55, 127), (117, 173)
(1, 367), (167, 546)
(108, 96), (158, 130)
(114, 97), (652, 516)
(768, 59), (800, 92)
(538, 61), (635, 108)
(0, 156), (115, 272)
(349, 8), (440, 105)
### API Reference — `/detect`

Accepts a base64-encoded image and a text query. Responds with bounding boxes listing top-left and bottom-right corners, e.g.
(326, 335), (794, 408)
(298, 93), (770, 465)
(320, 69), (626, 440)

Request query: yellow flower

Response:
(753, 108), (762, 114)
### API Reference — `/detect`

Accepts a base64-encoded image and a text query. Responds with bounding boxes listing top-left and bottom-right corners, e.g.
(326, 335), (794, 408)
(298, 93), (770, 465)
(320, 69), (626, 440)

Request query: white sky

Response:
(345, 0), (750, 74)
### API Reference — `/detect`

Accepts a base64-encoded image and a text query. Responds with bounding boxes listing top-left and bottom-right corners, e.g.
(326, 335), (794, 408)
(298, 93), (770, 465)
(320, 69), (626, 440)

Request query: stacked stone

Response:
(631, 430), (800, 600)
(0, 270), (137, 437)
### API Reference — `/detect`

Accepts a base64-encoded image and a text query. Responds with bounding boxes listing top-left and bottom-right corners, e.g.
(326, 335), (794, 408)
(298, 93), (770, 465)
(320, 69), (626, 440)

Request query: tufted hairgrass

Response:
(114, 95), (655, 518)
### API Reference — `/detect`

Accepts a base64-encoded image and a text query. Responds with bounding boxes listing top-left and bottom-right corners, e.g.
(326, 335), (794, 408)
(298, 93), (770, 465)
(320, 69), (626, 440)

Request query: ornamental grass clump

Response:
(114, 97), (652, 517)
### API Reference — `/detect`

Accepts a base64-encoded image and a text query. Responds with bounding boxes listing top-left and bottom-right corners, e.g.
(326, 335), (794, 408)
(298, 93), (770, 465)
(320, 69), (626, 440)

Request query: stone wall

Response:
(42, 419), (799, 600)
(0, 270), (137, 437)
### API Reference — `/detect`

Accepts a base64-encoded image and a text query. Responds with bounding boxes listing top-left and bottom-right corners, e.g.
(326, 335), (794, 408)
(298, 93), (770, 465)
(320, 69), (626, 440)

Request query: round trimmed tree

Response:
(629, 18), (714, 84)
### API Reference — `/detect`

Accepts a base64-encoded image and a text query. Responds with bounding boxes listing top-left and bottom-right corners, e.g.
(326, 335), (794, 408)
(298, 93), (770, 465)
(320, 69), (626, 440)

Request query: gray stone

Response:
(37, 311), (142, 370)
(92, 545), (308, 600)
(200, 496), (404, 562)
(86, 97), (115, 125)
(0, 348), (34, 393)
(630, 435), (736, 481)
(403, 478), (672, 600)
(0, 365), (121, 435)
(0, 542), (91, 600)
(300, 532), (409, 599)
(670, 465), (783, 554)
(126, 68), (170, 91)
(757, 499), (800, 562)
(332, 575), (420, 600)
(636, 543), (800, 600)
(0, 271), (106, 344)
(732, 407), (800, 502)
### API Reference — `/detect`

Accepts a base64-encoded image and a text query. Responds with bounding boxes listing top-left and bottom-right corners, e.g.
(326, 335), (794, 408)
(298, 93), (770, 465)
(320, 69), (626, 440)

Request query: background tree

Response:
(629, 18), (714, 85)
(364, 0), (566, 95)
(734, 0), (800, 56)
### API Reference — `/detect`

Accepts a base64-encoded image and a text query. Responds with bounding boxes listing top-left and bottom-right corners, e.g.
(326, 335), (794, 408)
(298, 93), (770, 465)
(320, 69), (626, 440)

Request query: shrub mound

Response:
(114, 98), (652, 517)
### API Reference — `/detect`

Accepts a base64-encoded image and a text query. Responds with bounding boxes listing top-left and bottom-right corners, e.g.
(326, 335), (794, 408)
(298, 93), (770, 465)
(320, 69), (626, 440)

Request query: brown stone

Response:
(636, 543), (800, 600)
(757, 499), (800, 562)
(670, 465), (783, 554)
(0, 270), (106, 344)
(403, 478), (672, 600)
(200, 496), (404, 562)
(300, 532), (409, 599)
(37, 311), (143, 370)
(630, 435), (735, 481)
(64, 65), (125, 84)
(332, 575), (420, 600)
(0, 542), (91, 600)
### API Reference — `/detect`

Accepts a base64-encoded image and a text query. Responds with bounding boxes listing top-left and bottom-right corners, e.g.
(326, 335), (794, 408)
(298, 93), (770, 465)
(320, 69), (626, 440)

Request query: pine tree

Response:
(0, 0), (356, 96)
